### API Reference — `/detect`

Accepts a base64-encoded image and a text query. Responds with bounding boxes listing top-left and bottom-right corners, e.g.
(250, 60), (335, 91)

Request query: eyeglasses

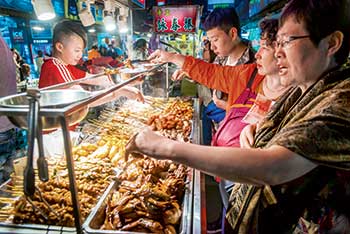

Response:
(273, 35), (310, 49)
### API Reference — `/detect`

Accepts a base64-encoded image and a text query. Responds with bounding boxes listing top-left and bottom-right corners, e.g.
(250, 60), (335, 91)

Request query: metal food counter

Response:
(0, 62), (205, 234)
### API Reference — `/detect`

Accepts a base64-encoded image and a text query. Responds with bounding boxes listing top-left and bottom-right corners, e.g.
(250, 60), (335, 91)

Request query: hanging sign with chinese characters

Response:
(153, 6), (198, 33)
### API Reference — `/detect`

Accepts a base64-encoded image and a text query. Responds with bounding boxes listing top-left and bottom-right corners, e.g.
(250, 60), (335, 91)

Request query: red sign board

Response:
(153, 6), (198, 33)
(132, 0), (146, 8)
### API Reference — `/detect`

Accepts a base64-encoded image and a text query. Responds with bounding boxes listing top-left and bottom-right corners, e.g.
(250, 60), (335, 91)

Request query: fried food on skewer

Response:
(104, 67), (120, 75)
(123, 59), (135, 69)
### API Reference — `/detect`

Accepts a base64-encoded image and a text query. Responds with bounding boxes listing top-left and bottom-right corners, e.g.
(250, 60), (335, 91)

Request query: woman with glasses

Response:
(126, 0), (350, 233)
(169, 18), (289, 148)
(132, 17), (290, 232)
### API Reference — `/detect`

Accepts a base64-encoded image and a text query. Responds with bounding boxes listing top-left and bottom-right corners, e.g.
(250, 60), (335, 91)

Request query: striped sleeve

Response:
(52, 58), (75, 83)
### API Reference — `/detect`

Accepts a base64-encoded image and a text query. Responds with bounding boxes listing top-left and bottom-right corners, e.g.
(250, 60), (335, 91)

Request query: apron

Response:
(211, 68), (258, 147)
(211, 68), (259, 213)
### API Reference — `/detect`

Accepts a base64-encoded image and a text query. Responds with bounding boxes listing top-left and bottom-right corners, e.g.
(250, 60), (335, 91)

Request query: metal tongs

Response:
(23, 89), (60, 220)
(24, 89), (49, 197)
(167, 80), (181, 96)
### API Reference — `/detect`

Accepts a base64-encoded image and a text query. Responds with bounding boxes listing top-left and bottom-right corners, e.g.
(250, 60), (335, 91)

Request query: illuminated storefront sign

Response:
(132, 0), (146, 8)
(10, 28), (26, 43)
(33, 39), (49, 43)
(153, 6), (198, 33)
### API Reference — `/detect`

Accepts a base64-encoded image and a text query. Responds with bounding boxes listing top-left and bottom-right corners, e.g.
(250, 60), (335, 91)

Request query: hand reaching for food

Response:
(148, 49), (186, 68)
(116, 86), (144, 103)
(171, 69), (188, 81)
(125, 127), (169, 160)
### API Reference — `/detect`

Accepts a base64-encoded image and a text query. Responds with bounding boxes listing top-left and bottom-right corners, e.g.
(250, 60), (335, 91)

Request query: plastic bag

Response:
(242, 93), (273, 124)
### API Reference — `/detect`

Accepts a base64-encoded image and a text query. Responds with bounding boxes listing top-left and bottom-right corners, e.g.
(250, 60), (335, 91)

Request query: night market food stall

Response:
(0, 62), (204, 233)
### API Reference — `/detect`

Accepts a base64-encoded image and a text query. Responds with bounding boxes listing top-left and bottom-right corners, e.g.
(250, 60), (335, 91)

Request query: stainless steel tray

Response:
(0, 98), (200, 233)
(0, 156), (108, 233)
(0, 222), (76, 233)
(83, 168), (194, 234)
(0, 183), (77, 233)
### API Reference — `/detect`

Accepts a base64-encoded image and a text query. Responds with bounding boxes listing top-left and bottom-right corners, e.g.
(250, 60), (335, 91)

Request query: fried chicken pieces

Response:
(10, 97), (193, 233)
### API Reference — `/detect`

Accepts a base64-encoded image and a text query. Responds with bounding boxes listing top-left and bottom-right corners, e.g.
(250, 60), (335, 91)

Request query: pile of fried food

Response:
(9, 139), (116, 227)
(104, 59), (136, 75)
(147, 100), (193, 141)
(0, 97), (194, 234)
(97, 158), (187, 234)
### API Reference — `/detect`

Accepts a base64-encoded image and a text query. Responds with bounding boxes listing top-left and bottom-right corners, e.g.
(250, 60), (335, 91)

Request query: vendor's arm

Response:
(125, 127), (316, 186)
(89, 85), (144, 107)
(81, 74), (112, 87)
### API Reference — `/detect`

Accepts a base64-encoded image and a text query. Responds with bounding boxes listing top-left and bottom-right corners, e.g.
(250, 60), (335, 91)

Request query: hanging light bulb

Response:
(117, 7), (129, 34)
(88, 28), (96, 33)
(104, 14), (116, 31)
(117, 15), (128, 34)
(118, 21), (128, 33)
(31, 0), (56, 21)
(103, 0), (116, 31)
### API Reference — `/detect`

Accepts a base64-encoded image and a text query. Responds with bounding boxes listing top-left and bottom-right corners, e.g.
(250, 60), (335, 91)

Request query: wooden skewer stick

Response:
(2, 184), (23, 190)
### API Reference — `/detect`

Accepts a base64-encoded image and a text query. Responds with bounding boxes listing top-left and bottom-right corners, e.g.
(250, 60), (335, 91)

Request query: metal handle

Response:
(23, 166), (35, 196)
(24, 89), (40, 196)
(37, 117), (49, 182)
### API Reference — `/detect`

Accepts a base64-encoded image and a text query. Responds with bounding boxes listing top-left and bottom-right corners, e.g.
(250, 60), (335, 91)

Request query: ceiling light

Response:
(103, 0), (117, 31)
(104, 15), (116, 31)
(88, 28), (96, 33)
(31, 0), (56, 21)
(117, 18), (128, 34)
(116, 7), (129, 34)
(33, 26), (44, 31)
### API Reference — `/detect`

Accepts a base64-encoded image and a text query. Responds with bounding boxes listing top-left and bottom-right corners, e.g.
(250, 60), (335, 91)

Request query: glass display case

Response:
(0, 62), (204, 234)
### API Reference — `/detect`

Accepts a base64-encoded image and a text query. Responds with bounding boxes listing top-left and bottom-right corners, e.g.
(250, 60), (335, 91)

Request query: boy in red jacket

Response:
(39, 20), (142, 102)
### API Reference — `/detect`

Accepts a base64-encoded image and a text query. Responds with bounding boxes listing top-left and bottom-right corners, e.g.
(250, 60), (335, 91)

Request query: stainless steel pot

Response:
(0, 90), (91, 130)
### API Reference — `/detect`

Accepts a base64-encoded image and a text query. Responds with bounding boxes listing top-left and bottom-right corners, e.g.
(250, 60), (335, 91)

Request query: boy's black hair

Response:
(202, 7), (241, 36)
(53, 20), (87, 49)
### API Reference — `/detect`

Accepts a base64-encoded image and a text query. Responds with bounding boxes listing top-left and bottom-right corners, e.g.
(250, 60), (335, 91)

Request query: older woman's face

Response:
(274, 16), (331, 91)
(254, 38), (279, 76)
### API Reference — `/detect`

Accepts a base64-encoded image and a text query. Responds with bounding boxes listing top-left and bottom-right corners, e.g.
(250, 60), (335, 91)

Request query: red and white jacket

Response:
(39, 57), (86, 88)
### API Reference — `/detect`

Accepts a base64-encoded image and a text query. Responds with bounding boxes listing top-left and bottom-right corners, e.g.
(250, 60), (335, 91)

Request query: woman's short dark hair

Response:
(21, 64), (30, 76)
(53, 20), (87, 49)
(280, 0), (350, 65)
(259, 18), (279, 46)
(37, 50), (43, 57)
(133, 38), (147, 50)
(202, 7), (241, 36)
